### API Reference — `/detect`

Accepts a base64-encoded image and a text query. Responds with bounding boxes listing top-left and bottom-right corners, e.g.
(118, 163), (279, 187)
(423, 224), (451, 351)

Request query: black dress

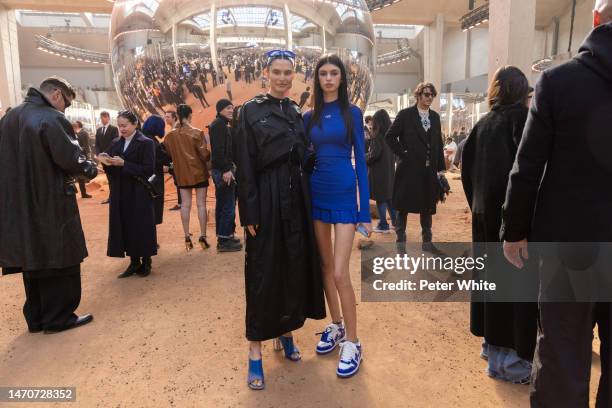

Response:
(235, 94), (326, 341)
(461, 103), (537, 361)
(104, 132), (158, 258)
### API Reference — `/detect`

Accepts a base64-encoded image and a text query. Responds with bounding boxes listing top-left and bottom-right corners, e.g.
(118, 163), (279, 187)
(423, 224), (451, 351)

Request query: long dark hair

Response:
(371, 109), (391, 139)
(310, 54), (353, 143)
(487, 66), (529, 110)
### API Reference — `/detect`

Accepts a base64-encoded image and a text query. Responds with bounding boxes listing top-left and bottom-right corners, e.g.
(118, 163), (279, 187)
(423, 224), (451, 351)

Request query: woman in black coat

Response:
(142, 115), (171, 226)
(461, 66), (538, 384)
(366, 109), (396, 232)
(100, 111), (157, 278)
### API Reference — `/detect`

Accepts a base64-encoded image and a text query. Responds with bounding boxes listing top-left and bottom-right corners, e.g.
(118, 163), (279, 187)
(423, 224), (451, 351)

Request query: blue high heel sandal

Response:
(273, 335), (301, 361)
(247, 358), (265, 390)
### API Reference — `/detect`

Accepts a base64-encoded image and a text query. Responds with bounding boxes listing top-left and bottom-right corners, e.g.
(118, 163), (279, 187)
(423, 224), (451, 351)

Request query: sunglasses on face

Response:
(422, 93), (435, 98)
(56, 88), (72, 108)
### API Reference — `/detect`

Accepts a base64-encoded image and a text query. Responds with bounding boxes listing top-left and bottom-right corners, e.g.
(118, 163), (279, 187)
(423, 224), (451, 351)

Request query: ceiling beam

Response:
(0, 0), (112, 13)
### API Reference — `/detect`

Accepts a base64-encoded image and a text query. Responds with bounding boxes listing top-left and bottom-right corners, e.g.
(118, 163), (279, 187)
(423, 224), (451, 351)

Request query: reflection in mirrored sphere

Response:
(110, 0), (375, 128)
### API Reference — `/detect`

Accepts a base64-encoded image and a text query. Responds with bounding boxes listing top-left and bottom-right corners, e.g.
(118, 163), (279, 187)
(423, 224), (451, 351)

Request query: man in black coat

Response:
(385, 82), (446, 251)
(209, 99), (242, 252)
(502, 8), (612, 407)
(95, 111), (118, 204)
(0, 77), (97, 334)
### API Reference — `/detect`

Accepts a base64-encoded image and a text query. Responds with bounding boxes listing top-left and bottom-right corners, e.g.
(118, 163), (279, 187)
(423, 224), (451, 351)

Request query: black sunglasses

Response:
(422, 92), (435, 98)
(55, 88), (72, 108)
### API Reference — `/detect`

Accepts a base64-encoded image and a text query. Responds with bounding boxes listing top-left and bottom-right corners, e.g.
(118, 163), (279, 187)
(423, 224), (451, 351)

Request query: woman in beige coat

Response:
(163, 104), (211, 250)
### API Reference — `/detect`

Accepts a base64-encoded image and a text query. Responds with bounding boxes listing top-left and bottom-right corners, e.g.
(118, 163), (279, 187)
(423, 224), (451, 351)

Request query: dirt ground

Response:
(0, 174), (601, 408)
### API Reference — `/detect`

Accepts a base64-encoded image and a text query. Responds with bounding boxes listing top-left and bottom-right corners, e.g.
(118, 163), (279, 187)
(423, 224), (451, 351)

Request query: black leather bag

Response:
(437, 174), (451, 203)
(134, 174), (161, 199)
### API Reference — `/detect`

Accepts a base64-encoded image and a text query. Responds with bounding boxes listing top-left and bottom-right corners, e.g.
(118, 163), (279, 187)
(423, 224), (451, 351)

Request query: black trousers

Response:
(395, 211), (432, 243)
(22, 265), (81, 332)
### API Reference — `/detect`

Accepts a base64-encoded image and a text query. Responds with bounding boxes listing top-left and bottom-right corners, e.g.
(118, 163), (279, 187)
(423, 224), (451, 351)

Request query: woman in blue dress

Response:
(304, 54), (371, 378)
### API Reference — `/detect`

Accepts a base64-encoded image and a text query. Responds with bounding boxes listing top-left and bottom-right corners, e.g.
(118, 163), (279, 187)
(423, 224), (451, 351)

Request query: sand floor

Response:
(0, 174), (601, 408)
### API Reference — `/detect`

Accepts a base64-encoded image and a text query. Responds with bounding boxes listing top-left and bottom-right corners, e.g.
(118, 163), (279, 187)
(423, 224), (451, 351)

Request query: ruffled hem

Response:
(312, 207), (358, 224)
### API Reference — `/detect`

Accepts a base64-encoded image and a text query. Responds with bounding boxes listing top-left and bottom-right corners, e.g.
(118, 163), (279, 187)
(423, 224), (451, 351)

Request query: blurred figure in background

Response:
(142, 115), (171, 227)
(72, 120), (93, 198)
(164, 111), (182, 211)
(367, 109), (396, 234)
(95, 111), (118, 205)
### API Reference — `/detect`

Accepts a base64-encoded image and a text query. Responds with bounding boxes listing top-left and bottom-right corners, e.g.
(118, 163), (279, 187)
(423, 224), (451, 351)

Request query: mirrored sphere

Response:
(110, 0), (375, 128)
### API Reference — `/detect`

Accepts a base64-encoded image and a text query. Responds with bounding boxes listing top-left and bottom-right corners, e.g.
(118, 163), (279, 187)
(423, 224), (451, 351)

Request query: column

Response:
(210, 3), (218, 70)
(321, 25), (327, 53)
(103, 63), (114, 89)
(488, 0), (536, 82)
(283, 3), (293, 50)
(423, 13), (444, 112)
(0, 6), (21, 110)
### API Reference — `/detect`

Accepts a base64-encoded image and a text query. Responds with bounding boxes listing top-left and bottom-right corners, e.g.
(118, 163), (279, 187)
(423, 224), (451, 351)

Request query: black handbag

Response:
(437, 174), (451, 203)
(134, 174), (161, 199)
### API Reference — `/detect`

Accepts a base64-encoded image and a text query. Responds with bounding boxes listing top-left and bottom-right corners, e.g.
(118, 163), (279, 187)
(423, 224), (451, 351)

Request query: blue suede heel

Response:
(247, 358), (265, 390)
(274, 336), (301, 361)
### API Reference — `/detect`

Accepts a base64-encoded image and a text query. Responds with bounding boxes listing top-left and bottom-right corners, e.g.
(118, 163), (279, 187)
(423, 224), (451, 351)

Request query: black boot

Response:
(137, 257), (152, 277)
(118, 257), (141, 278)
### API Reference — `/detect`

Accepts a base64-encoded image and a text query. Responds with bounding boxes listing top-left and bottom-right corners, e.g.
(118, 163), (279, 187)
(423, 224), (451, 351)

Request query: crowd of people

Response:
(0, 3), (611, 406)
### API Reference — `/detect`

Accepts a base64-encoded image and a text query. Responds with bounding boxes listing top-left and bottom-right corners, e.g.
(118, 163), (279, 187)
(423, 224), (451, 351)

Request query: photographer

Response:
(0, 77), (97, 333)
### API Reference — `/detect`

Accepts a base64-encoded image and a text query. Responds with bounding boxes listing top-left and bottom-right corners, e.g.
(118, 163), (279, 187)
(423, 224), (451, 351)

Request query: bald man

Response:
(501, 2), (612, 407)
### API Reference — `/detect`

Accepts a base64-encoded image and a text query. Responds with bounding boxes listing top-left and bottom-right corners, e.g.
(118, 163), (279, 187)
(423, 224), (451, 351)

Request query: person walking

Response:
(385, 82), (446, 252)
(0, 77), (97, 333)
(100, 111), (157, 278)
(502, 6), (612, 406)
(209, 99), (242, 252)
(73, 120), (93, 198)
(367, 109), (396, 234)
(163, 104), (211, 251)
(164, 111), (182, 211)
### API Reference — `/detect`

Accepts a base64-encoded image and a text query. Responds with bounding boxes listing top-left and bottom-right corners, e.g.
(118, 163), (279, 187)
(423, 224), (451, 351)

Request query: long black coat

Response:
(0, 88), (97, 273)
(104, 132), (157, 258)
(366, 131), (395, 201)
(501, 23), (612, 243)
(236, 94), (326, 341)
(385, 106), (445, 213)
(461, 104), (538, 361)
(143, 134), (171, 225)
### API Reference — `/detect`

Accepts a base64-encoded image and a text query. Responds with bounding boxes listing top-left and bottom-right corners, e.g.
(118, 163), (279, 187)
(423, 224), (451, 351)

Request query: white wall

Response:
(21, 66), (106, 89)
(469, 27), (488, 77)
(373, 73), (421, 94)
(442, 27), (466, 85)
(539, 0), (595, 57)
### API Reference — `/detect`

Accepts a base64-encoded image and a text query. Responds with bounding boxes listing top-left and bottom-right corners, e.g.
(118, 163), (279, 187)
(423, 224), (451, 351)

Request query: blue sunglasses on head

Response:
(265, 49), (296, 65)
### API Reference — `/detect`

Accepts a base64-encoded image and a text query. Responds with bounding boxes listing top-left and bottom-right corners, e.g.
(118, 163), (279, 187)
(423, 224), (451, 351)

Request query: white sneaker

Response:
(373, 227), (391, 234)
(336, 340), (362, 378)
(316, 322), (346, 354)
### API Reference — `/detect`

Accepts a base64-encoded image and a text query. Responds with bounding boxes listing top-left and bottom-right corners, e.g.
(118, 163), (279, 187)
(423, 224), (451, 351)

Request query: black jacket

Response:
(501, 22), (612, 242)
(95, 124), (118, 155)
(209, 115), (233, 172)
(76, 129), (92, 158)
(366, 130), (395, 201)
(385, 105), (445, 213)
(462, 103), (528, 216)
(0, 88), (97, 272)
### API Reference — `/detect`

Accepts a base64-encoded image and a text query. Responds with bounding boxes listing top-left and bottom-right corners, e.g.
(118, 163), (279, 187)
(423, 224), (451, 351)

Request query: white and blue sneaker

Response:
(315, 322), (346, 355)
(336, 340), (362, 378)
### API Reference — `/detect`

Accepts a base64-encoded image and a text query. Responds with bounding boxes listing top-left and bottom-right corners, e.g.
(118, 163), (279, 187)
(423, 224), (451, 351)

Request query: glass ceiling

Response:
(193, 12), (211, 29)
(217, 7), (285, 29)
(124, 0), (160, 18)
(291, 15), (317, 33)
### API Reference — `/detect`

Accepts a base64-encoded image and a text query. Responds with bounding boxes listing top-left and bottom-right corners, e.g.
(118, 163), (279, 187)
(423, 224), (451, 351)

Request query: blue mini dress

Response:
(303, 100), (371, 224)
